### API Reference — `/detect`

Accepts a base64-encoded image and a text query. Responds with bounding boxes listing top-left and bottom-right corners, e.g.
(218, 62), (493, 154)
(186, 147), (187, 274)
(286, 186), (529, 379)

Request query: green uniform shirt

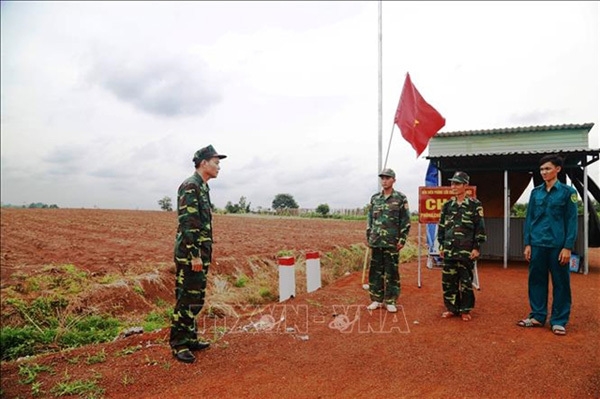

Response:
(438, 196), (486, 260)
(524, 180), (578, 249)
(174, 172), (213, 266)
(367, 189), (411, 248)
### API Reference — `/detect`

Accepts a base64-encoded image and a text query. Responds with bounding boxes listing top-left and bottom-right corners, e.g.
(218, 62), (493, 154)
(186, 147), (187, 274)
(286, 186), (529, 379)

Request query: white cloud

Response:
(1, 1), (598, 211)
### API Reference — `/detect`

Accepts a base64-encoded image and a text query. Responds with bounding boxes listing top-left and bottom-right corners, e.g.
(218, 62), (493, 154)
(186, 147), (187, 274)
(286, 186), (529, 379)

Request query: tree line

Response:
(1, 202), (59, 209)
(158, 193), (331, 216)
(159, 193), (599, 218)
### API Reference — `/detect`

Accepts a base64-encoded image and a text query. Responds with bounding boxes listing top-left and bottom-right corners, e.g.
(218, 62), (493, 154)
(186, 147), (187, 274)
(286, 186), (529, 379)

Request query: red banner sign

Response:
(418, 186), (477, 224)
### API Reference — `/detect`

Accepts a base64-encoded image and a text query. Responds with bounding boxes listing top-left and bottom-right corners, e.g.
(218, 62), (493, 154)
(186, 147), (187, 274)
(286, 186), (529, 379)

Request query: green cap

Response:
(193, 145), (227, 164)
(448, 171), (469, 184)
(378, 168), (396, 178)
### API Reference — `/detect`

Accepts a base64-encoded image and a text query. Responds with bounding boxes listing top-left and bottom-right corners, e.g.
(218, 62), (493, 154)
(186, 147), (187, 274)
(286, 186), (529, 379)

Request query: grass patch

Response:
(98, 273), (119, 284)
(133, 284), (145, 296)
(1, 262), (173, 361)
(10, 264), (88, 296)
(142, 310), (171, 332)
(116, 345), (142, 357)
(121, 374), (135, 386)
(85, 349), (107, 365)
(18, 362), (54, 385)
(0, 296), (121, 361)
(50, 372), (104, 398)
(233, 273), (249, 288)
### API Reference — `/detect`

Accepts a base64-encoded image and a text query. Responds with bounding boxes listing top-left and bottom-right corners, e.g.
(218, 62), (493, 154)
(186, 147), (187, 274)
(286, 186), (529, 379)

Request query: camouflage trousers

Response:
(368, 247), (400, 304)
(441, 259), (475, 314)
(169, 259), (209, 351)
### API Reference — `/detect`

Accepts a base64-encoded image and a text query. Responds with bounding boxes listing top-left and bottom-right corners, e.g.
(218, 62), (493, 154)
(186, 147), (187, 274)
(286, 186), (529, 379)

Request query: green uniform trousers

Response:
(169, 259), (208, 350)
(442, 259), (475, 314)
(368, 247), (400, 304)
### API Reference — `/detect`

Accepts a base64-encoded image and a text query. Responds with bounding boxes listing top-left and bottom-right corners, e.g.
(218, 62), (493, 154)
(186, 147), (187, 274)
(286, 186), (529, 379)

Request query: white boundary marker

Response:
(278, 256), (295, 302)
(306, 251), (321, 293)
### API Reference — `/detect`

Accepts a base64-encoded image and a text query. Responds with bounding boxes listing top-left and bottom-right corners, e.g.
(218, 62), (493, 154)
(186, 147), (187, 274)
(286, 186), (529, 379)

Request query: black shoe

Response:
(173, 348), (195, 364)
(189, 341), (210, 351)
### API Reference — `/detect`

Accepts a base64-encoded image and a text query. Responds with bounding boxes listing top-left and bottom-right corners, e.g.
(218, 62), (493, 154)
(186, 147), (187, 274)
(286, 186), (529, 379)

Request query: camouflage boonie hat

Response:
(378, 168), (396, 178)
(449, 171), (469, 184)
(193, 145), (227, 164)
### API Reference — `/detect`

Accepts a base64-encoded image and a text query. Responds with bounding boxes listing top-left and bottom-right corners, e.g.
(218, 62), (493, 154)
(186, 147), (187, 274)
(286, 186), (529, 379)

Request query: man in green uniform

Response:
(438, 171), (486, 321)
(366, 168), (411, 313)
(170, 144), (226, 363)
(518, 154), (578, 336)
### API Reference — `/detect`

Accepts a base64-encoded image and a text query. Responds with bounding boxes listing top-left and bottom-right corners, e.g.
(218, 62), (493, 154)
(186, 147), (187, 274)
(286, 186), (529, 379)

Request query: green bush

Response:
(0, 326), (38, 360)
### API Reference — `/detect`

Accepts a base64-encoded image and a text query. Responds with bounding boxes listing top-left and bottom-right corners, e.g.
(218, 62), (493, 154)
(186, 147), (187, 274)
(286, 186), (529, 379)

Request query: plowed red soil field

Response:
(1, 208), (599, 398)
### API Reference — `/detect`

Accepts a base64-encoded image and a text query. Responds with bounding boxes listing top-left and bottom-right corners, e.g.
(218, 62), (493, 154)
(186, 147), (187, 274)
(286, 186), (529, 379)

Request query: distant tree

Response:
(158, 196), (173, 212)
(316, 203), (330, 216)
(225, 201), (241, 214)
(272, 194), (299, 210)
(5, 202), (58, 209)
(28, 202), (52, 209)
(225, 196), (251, 214)
(238, 196), (251, 213)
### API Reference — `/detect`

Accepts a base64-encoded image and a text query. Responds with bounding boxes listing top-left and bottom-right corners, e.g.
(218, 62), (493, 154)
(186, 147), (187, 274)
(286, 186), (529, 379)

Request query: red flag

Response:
(394, 73), (446, 157)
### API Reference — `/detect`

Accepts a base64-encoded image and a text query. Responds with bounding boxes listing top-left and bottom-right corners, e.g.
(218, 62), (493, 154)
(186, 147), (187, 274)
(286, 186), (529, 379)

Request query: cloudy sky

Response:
(1, 1), (598, 211)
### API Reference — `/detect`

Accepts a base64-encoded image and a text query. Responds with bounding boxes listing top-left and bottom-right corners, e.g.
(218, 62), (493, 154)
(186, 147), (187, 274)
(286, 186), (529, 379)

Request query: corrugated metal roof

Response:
(427, 148), (600, 159)
(435, 123), (595, 137)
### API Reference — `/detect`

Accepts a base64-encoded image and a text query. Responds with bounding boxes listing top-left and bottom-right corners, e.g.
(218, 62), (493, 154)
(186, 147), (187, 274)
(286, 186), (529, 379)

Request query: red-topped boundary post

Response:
(278, 256), (295, 302)
(305, 251), (321, 293)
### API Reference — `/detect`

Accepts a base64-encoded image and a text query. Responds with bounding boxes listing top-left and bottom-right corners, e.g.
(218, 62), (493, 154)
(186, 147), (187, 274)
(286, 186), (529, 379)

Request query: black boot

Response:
(189, 341), (210, 351)
(173, 348), (195, 363)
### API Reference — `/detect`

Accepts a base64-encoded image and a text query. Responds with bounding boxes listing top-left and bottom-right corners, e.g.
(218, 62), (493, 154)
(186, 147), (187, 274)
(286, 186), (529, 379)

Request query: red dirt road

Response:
(1, 209), (599, 398)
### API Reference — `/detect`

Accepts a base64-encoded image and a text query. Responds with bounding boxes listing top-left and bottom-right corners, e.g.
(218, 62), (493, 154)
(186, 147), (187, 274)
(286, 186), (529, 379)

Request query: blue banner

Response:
(425, 161), (442, 267)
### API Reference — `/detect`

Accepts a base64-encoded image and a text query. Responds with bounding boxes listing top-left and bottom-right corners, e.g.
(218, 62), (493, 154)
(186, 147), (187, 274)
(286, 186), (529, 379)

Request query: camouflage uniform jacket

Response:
(366, 189), (411, 248)
(174, 172), (213, 267)
(437, 196), (486, 260)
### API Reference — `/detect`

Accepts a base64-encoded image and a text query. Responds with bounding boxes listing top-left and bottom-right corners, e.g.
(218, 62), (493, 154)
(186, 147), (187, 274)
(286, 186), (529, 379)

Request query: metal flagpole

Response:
(377, 1), (398, 173)
(379, 0), (395, 171)
(383, 123), (395, 169)
(377, 0), (383, 180)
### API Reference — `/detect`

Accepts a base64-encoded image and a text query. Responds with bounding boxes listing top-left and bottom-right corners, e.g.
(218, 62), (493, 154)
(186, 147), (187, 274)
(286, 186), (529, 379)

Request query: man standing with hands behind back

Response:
(366, 168), (411, 313)
(518, 154), (578, 336)
(170, 144), (226, 363)
(438, 171), (486, 322)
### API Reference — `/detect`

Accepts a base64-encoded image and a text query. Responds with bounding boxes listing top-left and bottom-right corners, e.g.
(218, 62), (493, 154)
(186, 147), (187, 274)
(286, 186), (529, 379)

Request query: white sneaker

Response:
(367, 301), (382, 310)
(386, 304), (397, 313)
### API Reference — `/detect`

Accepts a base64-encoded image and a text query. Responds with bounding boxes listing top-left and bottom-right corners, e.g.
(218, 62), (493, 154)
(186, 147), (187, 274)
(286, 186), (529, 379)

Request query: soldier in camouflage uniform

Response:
(438, 171), (486, 321)
(170, 144), (226, 363)
(366, 168), (411, 313)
